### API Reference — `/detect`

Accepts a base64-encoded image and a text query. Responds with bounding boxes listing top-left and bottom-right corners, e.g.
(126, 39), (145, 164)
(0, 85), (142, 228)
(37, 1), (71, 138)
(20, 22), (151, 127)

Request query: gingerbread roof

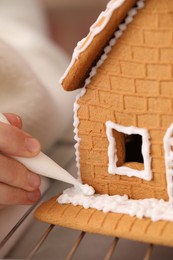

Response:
(60, 0), (138, 91)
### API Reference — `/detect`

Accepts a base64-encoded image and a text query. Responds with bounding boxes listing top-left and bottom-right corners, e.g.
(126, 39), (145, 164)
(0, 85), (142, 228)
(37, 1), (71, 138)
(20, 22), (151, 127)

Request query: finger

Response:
(0, 183), (41, 206)
(0, 123), (41, 157)
(0, 205), (6, 209)
(3, 113), (22, 129)
(0, 154), (41, 191)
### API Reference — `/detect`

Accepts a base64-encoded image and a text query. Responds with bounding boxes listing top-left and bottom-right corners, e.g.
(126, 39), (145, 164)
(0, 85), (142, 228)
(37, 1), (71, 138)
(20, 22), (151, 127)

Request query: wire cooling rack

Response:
(1, 185), (173, 260)
(1, 143), (173, 259)
(1, 213), (173, 260)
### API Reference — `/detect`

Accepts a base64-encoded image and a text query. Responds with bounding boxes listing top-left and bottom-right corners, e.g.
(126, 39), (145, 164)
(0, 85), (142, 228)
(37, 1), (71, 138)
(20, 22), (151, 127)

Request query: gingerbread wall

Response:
(76, 0), (173, 200)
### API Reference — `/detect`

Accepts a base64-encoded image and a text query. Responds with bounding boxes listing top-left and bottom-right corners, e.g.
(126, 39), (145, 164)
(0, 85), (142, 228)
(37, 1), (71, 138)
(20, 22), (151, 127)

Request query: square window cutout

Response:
(106, 121), (152, 181)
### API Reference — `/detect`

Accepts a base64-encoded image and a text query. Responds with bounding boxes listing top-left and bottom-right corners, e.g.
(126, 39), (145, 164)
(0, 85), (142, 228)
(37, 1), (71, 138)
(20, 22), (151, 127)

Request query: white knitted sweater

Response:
(0, 1), (79, 256)
(0, 0), (77, 152)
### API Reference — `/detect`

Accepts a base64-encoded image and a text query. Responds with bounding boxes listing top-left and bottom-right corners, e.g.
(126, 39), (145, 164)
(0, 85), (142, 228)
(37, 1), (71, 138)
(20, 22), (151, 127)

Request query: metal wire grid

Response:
(0, 146), (171, 260)
(0, 210), (154, 260)
(26, 227), (153, 260)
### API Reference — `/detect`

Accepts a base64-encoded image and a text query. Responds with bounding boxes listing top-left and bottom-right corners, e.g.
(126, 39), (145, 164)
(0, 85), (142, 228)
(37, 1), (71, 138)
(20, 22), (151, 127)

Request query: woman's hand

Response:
(0, 113), (41, 209)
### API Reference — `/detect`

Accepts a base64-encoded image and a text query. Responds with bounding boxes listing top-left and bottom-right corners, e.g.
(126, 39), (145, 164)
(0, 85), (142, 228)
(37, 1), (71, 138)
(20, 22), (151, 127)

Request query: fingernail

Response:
(28, 190), (41, 202)
(28, 173), (41, 188)
(15, 115), (22, 126)
(25, 137), (40, 153)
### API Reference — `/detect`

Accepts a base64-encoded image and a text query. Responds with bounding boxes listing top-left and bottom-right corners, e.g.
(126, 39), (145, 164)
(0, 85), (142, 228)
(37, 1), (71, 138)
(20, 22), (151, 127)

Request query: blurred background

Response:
(0, 1), (109, 258)
(40, 0), (107, 55)
(0, 0), (173, 260)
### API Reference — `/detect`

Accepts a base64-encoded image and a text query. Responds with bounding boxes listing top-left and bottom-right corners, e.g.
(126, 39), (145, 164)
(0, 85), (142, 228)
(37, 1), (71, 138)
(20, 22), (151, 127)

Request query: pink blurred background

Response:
(41, 0), (107, 55)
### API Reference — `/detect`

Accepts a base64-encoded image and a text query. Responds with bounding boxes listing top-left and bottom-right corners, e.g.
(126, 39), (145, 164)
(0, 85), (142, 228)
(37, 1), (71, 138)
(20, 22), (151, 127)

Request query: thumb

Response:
(0, 122), (41, 157)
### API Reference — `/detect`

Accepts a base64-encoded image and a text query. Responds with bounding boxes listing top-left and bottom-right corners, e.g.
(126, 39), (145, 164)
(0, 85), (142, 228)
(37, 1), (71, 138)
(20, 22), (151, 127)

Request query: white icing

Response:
(58, 187), (173, 222)
(164, 124), (173, 203)
(106, 121), (152, 181)
(60, 0), (125, 84)
(79, 184), (95, 196)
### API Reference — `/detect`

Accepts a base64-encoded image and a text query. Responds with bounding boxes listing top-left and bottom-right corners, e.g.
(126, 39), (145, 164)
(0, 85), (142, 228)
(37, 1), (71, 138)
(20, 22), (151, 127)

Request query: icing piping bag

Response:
(0, 113), (95, 196)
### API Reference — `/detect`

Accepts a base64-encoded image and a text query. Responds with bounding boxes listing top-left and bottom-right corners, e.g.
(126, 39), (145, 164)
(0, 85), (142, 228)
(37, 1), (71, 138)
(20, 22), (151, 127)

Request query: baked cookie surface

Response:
(35, 195), (173, 247)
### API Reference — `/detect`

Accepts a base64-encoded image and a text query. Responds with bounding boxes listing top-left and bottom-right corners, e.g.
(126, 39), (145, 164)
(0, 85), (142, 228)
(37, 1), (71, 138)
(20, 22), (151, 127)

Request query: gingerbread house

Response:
(35, 0), (173, 247)
(60, 0), (173, 203)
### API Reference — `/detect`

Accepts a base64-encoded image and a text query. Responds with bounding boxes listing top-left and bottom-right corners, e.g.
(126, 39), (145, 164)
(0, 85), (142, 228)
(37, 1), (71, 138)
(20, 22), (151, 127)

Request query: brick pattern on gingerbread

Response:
(76, 0), (173, 200)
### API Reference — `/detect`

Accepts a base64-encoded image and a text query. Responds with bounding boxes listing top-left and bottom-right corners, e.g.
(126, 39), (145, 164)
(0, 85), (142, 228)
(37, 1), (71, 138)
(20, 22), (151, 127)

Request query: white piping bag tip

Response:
(0, 113), (95, 196)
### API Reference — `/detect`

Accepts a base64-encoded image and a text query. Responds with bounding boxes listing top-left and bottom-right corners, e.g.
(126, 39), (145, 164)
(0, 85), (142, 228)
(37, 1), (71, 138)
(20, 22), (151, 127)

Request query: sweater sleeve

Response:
(0, 0), (79, 152)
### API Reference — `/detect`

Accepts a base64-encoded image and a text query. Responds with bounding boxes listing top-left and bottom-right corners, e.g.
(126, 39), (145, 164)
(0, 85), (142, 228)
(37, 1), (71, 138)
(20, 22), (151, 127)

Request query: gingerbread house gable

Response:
(59, 0), (173, 220)
(60, 0), (138, 91)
